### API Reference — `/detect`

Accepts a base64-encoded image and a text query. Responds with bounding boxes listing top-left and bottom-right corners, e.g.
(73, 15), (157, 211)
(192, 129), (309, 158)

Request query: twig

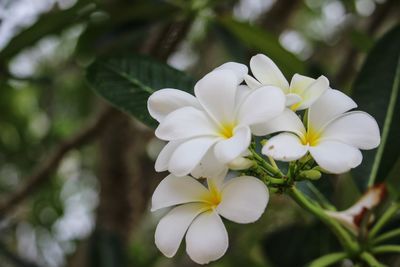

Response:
(0, 106), (114, 216)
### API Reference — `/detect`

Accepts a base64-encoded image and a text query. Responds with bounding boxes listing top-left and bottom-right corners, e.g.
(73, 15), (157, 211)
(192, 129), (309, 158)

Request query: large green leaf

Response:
(86, 55), (196, 128)
(351, 25), (400, 190)
(217, 16), (306, 77)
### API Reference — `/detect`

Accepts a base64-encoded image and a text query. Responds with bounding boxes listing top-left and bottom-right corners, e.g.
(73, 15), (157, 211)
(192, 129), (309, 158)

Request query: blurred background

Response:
(0, 0), (399, 266)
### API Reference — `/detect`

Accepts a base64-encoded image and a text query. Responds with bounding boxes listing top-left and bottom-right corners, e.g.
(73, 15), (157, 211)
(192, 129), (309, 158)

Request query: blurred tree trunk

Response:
(68, 18), (192, 267)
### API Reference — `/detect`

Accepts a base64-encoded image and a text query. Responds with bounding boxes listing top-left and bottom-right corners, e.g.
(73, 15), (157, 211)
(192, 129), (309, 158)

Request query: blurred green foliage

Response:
(0, 0), (399, 267)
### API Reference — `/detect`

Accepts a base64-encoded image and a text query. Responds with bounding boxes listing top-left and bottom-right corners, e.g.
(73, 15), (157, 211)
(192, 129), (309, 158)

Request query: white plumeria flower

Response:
(151, 174), (269, 264)
(325, 184), (386, 233)
(261, 89), (381, 174)
(148, 63), (285, 177)
(245, 54), (329, 111)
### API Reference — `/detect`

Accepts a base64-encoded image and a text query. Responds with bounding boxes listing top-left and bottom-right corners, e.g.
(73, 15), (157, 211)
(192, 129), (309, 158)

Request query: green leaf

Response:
(217, 16), (306, 77)
(86, 55), (196, 128)
(351, 25), (400, 189)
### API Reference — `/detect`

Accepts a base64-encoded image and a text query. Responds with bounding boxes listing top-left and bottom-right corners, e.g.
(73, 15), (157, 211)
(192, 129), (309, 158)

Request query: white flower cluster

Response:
(147, 54), (380, 264)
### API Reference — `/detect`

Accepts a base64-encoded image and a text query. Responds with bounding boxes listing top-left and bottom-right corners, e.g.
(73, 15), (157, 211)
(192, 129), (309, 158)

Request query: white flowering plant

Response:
(87, 25), (400, 267)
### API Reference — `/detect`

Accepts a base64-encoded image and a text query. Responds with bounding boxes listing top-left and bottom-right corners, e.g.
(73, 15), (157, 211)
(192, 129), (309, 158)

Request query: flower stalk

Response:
(368, 202), (400, 239)
(288, 186), (359, 254)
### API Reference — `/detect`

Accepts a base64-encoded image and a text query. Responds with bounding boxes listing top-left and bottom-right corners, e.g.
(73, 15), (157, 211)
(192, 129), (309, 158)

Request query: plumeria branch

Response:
(288, 186), (359, 254)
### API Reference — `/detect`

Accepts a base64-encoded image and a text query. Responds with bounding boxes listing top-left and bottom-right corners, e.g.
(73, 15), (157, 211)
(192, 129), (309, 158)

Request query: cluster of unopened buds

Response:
(147, 54), (381, 264)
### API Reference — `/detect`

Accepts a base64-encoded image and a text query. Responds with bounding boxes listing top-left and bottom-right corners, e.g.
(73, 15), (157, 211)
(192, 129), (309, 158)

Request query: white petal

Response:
(309, 141), (363, 174)
(345, 183), (386, 215)
(155, 140), (184, 172)
(169, 137), (219, 176)
(237, 86), (285, 126)
(309, 89), (357, 131)
(217, 176), (268, 223)
(294, 75), (329, 110)
(251, 108), (306, 136)
(244, 74), (262, 89)
(151, 174), (209, 211)
(185, 211), (228, 265)
(289, 74), (315, 95)
(214, 126), (251, 163)
(155, 107), (217, 140)
(235, 85), (253, 107)
(148, 89), (200, 122)
(321, 111), (380, 150)
(262, 132), (308, 161)
(249, 54), (289, 91)
(285, 93), (302, 106)
(214, 62), (248, 83)
(155, 203), (205, 258)
(195, 69), (239, 124)
(191, 149), (228, 180)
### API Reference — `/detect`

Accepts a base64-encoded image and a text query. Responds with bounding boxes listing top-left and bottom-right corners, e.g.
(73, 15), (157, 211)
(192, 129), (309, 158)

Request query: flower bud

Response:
(228, 157), (254, 171)
(299, 169), (321, 180)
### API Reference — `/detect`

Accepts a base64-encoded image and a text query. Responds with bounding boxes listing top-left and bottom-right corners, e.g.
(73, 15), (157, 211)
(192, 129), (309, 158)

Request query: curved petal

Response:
(185, 211), (228, 265)
(169, 137), (219, 177)
(321, 111), (380, 150)
(155, 140), (184, 172)
(244, 74), (262, 89)
(249, 54), (289, 91)
(151, 174), (209, 211)
(214, 126), (251, 163)
(214, 62), (248, 83)
(191, 149), (228, 181)
(251, 108), (306, 136)
(309, 89), (357, 131)
(309, 141), (363, 174)
(289, 74), (315, 95)
(148, 89), (200, 122)
(217, 176), (268, 223)
(237, 86), (285, 126)
(285, 93), (302, 106)
(155, 107), (217, 140)
(235, 85), (253, 107)
(262, 132), (308, 161)
(295, 75), (329, 110)
(195, 69), (239, 124)
(155, 203), (205, 258)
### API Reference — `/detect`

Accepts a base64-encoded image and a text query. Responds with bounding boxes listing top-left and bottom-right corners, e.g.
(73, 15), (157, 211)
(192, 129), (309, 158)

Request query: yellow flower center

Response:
(300, 127), (321, 146)
(218, 122), (235, 139)
(290, 102), (301, 111)
(203, 179), (222, 209)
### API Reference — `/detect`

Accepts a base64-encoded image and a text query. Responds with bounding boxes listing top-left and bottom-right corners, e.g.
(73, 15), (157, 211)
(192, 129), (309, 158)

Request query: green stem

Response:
(288, 186), (359, 254)
(267, 156), (278, 169)
(249, 148), (283, 178)
(360, 252), (387, 267)
(307, 252), (347, 267)
(269, 177), (285, 184)
(371, 245), (400, 254)
(373, 228), (400, 245)
(369, 202), (400, 239)
(305, 182), (336, 210)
